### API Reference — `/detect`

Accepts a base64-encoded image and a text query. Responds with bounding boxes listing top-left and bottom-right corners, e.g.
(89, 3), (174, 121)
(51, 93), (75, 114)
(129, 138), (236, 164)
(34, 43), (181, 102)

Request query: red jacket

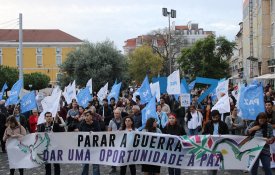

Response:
(29, 115), (38, 133)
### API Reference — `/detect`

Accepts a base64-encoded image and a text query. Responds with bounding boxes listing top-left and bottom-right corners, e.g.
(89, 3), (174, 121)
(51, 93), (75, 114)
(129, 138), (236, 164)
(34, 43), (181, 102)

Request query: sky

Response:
(0, 0), (243, 51)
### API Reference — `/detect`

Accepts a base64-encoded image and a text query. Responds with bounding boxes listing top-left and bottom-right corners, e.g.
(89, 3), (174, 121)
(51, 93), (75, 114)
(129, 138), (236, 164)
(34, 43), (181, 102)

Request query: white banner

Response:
(86, 78), (93, 94)
(180, 93), (190, 107)
(7, 132), (265, 171)
(167, 70), (181, 95)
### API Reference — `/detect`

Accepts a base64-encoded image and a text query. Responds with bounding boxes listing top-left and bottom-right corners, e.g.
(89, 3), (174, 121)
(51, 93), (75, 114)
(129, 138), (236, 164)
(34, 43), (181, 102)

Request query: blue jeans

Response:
(188, 128), (199, 136)
(251, 152), (272, 175)
(81, 164), (100, 175)
(168, 167), (181, 175)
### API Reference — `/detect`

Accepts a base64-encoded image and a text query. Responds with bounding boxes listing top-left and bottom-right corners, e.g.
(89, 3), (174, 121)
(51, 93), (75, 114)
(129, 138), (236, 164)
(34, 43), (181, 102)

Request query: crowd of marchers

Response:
(0, 84), (275, 175)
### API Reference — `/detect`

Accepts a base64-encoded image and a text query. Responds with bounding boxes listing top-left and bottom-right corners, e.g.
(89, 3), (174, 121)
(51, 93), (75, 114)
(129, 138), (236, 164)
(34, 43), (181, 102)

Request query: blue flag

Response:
(5, 79), (23, 106)
(77, 87), (93, 108)
(20, 91), (37, 113)
(0, 82), (8, 100)
(174, 79), (190, 102)
(136, 76), (152, 104)
(238, 81), (265, 120)
(108, 82), (121, 104)
(140, 96), (158, 130)
(188, 80), (196, 91)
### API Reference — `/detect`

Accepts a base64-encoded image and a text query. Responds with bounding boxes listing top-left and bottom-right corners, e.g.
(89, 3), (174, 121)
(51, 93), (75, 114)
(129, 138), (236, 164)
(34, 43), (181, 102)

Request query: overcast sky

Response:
(0, 0), (243, 51)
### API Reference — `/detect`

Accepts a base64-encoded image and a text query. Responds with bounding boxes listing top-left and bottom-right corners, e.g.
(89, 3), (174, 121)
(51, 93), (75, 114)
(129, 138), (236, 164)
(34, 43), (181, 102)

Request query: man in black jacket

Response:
(203, 110), (229, 135)
(37, 112), (63, 175)
(202, 110), (228, 175)
(79, 110), (101, 175)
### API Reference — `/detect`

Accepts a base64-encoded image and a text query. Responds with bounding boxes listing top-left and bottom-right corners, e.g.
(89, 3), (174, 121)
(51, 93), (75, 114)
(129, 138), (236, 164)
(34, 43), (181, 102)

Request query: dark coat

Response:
(163, 124), (186, 136)
(202, 121), (229, 135)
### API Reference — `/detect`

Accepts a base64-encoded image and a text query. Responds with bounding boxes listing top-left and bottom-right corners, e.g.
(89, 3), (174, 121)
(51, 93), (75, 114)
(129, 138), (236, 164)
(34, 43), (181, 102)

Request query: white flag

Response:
(86, 78), (93, 94)
(97, 82), (108, 103)
(167, 70), (180, 95)
(150, 82), (160, 102)
(216, 79), (229, 100)
(38, 90), (62, 125)
(63, 81), (77, 104)
(211, 94), (230, 113)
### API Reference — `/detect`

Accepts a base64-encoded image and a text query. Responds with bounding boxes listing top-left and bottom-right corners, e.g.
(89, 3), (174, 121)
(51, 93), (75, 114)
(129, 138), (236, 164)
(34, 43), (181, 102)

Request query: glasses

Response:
(45, 115), (52, 117)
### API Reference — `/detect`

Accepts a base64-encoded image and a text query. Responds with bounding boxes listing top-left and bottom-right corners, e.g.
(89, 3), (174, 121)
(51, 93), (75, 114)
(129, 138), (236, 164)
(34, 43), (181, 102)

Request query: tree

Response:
(24, 72), (50, 90)
(59, 40), (129, 91)
(128, 45), (163, 84)
(0, 65), (19, 91)
(177, 36), (235, 80)
(150, 28), (185, 76)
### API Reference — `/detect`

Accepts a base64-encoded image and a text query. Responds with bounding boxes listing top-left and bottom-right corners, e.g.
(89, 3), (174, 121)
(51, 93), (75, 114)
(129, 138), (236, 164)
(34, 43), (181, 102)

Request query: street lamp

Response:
(162, 8), (176, 74)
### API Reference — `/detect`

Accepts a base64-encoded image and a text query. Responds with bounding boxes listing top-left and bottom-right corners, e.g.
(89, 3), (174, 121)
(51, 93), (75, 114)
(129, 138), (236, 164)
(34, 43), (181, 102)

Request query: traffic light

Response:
(162, 8), (168, 16)
(171, 9), (176, 18)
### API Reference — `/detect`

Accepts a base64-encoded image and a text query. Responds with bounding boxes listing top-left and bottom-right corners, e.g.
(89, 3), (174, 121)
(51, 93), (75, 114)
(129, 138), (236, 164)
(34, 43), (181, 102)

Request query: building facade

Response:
(123, 23), (215, 56)
(0, 29), (82, 85)
(239, 0), (272, 81)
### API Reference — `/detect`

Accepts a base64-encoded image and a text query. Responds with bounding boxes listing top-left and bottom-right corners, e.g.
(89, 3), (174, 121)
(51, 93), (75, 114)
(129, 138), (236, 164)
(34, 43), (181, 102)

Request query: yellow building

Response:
(0, 29), (83, 85)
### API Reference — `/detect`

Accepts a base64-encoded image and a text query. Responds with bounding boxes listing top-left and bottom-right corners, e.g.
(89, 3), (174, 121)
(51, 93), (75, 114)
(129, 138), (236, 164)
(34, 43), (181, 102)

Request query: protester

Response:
(37, 112), (63, 175)
(265, 100), (275, 127)
(3, 116), (26, 175)
(79, 110), (101, 175)
(225, 107), (244, 135)
(163, 113), (185, 175)
(99, 98), (113, 131)
(120, 116), (136, 175)
(142, 117), (161, 175)
(185, 105), (203, 135)
(0, 108), (7, 153)
(13, 106), (28, 131)
(246, 112), (273, 175)
(156, 104), (168, 132)
(107, 108), (122, 174)
(28, 109), (39, 133)
(66, 101), (79, 131)
(202, 110), (229, 175)
(160, 97), (171, 114)
(132, 105), (142, 129)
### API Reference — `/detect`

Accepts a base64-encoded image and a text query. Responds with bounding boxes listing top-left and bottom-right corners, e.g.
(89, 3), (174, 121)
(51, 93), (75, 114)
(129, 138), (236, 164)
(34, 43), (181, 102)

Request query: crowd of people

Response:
(0, 84), (275, 175)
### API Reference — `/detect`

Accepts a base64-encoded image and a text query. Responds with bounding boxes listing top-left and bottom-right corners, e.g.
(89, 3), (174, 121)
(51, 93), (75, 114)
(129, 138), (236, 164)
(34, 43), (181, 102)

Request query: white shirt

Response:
(186, 111), (203, 129)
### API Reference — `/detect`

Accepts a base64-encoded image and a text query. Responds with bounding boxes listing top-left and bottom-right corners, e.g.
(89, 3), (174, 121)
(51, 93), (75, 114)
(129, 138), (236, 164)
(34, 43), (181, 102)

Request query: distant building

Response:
(0, 29), (83, 85)
(123, 23), (215, 56)
(242, 0), (271, 79)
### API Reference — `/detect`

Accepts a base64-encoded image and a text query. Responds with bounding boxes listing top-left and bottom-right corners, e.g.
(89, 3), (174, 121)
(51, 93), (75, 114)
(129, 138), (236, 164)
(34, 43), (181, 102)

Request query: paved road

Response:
(0, 151), (267, 175)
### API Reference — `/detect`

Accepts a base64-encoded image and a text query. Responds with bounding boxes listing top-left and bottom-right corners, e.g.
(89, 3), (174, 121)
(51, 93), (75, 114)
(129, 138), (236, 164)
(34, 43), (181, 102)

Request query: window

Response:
(36, 55), (43, 66)
(192, 38), (196, 44)
(16, 48), (19, 55)
(56, 48), (62, 55)
(56, 55), (62, 65)
(36, 48), (43, 54)
(0, 48), (2, 54)
(0, 55), (2, 65)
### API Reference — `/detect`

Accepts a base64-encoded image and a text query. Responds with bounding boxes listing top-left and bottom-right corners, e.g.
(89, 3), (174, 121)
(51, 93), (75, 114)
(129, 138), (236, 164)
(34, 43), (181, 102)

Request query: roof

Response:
(124, 38), (136, 47)
(175, 26), (189, 30)
(0, 29), (82, 42)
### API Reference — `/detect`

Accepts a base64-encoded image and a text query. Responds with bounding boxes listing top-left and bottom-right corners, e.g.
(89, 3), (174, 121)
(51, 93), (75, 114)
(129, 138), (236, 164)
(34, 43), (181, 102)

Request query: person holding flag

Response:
(142, 117), (162, 175)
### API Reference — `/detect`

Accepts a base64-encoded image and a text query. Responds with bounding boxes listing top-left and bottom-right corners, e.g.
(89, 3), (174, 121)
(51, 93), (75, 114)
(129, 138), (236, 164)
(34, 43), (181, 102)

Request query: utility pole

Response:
(19, 13), (23, 84)
(162, 8), (176, 75)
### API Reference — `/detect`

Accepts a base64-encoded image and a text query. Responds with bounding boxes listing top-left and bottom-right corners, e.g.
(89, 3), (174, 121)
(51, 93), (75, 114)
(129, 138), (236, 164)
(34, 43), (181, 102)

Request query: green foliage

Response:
(24, 72), (50, 90)
(59, 40), (129, 91)
(128, 45), (163, 84)
(0, 65), (19, 90)
(177, 36), (233, 80)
